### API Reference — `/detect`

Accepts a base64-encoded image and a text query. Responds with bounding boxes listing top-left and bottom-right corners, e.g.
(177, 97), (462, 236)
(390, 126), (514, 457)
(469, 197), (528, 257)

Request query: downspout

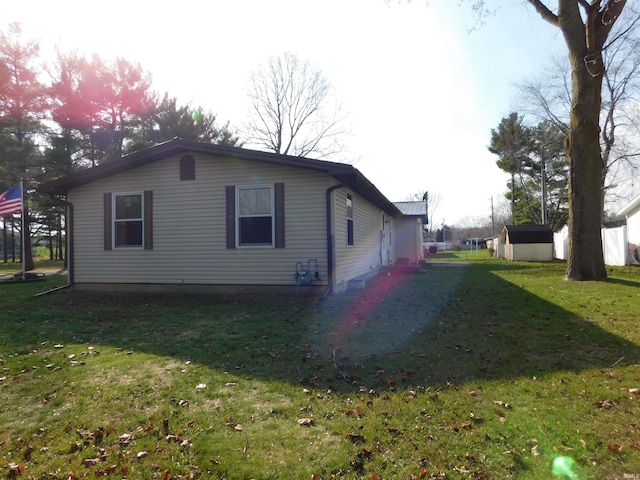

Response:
(46, 196), (74, 290)
(324, 183), (346, 297)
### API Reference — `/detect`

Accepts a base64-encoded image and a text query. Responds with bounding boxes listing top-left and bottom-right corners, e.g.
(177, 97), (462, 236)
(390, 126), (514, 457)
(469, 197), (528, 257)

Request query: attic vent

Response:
(180, 154), (195, 180)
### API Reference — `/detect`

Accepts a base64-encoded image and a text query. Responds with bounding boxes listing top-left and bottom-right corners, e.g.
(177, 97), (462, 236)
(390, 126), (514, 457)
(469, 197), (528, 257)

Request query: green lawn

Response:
(1, 256), (639, 479)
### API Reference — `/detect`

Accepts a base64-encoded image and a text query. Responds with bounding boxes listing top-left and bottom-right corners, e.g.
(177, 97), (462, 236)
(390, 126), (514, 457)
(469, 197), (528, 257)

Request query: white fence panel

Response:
(554, 225), (628, 265)
(602, 226), (627, 266)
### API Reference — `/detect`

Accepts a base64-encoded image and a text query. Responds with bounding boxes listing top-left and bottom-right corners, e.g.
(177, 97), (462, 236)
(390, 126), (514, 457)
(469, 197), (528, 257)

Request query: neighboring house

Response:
(618, 193), (640, 264)
(38, 138), (411, 294)
(501, 225), (553, 261)
(392, 201), (427, 265)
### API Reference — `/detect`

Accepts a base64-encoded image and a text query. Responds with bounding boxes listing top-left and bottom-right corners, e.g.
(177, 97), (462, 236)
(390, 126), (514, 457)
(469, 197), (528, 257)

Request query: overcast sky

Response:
(4, 0), (569, 225)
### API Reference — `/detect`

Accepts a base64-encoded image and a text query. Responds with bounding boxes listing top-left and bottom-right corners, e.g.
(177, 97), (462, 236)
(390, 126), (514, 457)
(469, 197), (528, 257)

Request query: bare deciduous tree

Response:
(515, 6), (640, 217)
(244, 52), (349, 159)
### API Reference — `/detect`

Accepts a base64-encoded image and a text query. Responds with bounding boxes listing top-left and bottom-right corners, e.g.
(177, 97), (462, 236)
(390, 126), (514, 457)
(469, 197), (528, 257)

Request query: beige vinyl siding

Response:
(333, 188), (384, 292)
(69, 154), (329, 285)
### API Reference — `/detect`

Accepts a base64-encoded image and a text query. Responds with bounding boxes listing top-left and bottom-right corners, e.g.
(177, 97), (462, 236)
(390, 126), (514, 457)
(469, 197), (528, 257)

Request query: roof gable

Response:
(38, 138), (402, 216)
(618, 193), (640, 218)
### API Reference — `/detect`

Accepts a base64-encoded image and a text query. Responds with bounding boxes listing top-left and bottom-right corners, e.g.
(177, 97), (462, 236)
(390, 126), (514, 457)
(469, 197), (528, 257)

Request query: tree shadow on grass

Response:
(3, 263), (640, 393)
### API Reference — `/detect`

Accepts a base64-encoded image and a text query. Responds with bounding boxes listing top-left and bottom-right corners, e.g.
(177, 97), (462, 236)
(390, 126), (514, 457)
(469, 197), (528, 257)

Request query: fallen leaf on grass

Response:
(82, 458), (102, 467)
(453, 465), (471, 474)
(94, 464), (117, 476)
(224, 422), (243, 431)
(136, 451), (148, 459)
(346, 433), (365, 443)
(606, 443), (622, 452)
(7, 463), (26, 478)
(69, 442), (83, 453)
(23, 446), (33, 461)
(118, 433), (132, 445)
(595, 399), (615, 409)
(555, 445), (574, 451)
(297, 418), (314, 426)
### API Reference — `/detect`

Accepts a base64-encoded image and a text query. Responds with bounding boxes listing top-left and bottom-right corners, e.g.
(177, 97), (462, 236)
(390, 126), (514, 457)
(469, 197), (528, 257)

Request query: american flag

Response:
(0, 183), (22, 216)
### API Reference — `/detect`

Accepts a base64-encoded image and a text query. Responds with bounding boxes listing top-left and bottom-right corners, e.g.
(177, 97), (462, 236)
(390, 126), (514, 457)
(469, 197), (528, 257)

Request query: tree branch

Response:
(526, 0), (559, 26)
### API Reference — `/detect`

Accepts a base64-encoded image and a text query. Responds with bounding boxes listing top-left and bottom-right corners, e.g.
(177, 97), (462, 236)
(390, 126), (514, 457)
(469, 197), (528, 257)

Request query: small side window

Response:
(347, 194), (354, 246)
(180, 154), (195, 180)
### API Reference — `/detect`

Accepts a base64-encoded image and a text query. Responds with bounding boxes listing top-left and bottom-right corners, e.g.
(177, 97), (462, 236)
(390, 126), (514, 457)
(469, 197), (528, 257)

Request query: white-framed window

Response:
(347, 193), (354, 246)
(113, 192), (144, 248)
(237, 185), (274, 246)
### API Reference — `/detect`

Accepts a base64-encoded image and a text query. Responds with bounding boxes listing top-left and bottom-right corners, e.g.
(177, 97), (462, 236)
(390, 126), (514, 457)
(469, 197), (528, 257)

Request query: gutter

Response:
(325, 183), (346, 297)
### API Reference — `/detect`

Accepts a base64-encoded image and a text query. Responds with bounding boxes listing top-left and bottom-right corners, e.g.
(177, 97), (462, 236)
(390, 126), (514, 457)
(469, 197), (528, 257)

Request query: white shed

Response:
(502, 225), (554, 262)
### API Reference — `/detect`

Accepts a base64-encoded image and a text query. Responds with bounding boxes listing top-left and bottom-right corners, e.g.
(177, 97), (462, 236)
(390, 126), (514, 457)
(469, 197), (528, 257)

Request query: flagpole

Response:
(20, 179), (26, 279)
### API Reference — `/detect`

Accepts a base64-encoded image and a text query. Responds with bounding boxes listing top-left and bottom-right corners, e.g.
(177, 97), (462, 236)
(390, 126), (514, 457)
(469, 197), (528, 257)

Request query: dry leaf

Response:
(297, 418), (314, 426)
(346, 433), (365, 443)
(595, 399), (615, 409)
(136, 451), (148, 459)
(556, 445), (574, 451)
(606, 443), (622, 452)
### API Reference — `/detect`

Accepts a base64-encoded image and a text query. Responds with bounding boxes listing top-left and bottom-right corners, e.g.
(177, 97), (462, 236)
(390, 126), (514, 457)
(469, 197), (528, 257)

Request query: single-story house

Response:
(618, 193), (640, 264)
(501, 224), (553, 261)
(38, 138), (424, 294)
(392, 201), (427, 265)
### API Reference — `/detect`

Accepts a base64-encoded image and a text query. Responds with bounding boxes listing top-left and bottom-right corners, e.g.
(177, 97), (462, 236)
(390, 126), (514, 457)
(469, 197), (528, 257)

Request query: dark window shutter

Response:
(104, 192), (112, 250)
(226, 186), (235, 249)
(180, 155), (195, 180)
(274, 182), (285, 248)
(144, 190), (153, 250)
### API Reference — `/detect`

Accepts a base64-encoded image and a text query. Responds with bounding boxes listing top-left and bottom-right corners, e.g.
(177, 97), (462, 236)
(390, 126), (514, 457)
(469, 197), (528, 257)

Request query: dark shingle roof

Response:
(502, 224), (553, 244)
(38, 138), (402, 216)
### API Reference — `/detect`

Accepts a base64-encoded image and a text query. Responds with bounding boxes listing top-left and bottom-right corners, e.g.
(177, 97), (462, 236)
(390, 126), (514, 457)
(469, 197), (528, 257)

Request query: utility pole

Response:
(541, 148), (548, 225)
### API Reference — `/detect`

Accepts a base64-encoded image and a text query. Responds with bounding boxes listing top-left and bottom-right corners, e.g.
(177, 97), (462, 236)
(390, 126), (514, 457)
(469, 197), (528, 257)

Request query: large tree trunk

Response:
(527, 0), (628, 281)
(564, 49), (607, 281)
